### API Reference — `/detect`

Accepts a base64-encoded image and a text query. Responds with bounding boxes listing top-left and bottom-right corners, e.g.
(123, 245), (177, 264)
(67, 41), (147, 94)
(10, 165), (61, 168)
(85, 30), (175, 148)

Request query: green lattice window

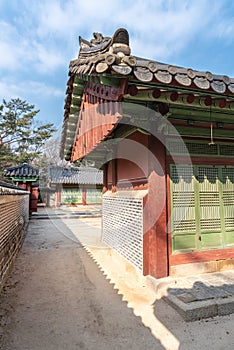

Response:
(86, 189), (102, 204)
(170, 165), (234, 253)
(61, 188), (82, 204)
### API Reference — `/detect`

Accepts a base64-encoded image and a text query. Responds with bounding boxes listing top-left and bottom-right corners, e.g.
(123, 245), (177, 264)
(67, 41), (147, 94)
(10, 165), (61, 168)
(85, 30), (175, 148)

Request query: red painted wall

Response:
(105, 131), (169, 278)
(119, 132), (149, 180)
(116, 159), (145, 185)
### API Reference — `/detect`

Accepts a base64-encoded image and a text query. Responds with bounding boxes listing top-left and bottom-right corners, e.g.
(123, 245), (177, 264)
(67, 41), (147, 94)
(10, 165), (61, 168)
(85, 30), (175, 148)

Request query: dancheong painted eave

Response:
(60, 28), (234, 161)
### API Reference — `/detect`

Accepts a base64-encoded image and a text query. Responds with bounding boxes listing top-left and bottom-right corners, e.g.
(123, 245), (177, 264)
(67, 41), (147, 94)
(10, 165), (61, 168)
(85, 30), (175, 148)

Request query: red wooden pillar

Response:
(18, 182), (27, 190)
(30, 185), (38, 214)
(103, 164), (108, 194)
(111, 158), (117, 192)
(143, 135), (168, 278)
(18, 182), (38, 215)
(82, 187), (87, 205)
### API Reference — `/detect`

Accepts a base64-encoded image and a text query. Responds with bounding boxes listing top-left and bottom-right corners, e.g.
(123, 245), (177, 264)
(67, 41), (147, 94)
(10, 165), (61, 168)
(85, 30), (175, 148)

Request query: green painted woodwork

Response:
(61, 188), (102, 204)
(76, 74), (115, 86)
(170, 106), (234, 120)
(10, 177), (38, 182)
(173, 234), (196, 252)
(99, 74), (121, 87)
(72, 83), (84, 95)
(167, 124), (234, 139)
(81, 74), (100, 84)
(71, 95), (82, 104)
(69, 105), (80, 114)
(170, 164), (234, 254)
(125, 93), (234, 114)
(170, 165), (197, 253)
(74, 76), (85, 84)
(61, 188), (82, 204)
(87, 73), (125, 87)
(167, 140), (234, 158)
(67, 119), (79, 130)
(222, 167), (234, 246)
(86, 189), (102, 204)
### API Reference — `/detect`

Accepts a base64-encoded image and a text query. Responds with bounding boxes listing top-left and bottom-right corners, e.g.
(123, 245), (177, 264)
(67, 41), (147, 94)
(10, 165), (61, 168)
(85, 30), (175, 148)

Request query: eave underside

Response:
(64, 76), (234, 165)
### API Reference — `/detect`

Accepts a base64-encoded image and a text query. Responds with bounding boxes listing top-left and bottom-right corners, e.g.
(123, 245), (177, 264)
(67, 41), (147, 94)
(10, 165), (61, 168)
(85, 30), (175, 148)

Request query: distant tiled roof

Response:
(3, 163), (39, 180)
(49, 166), (103, 185)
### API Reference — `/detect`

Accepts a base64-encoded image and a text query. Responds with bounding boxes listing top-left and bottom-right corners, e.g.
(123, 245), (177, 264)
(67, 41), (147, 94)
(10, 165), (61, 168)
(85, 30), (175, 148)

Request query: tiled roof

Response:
(69, 28), (234, 95)
(49, 166), (103, 185)
(61, 28), (234, 161)
(3, 163), (39, 179)
(0, 180), (28, 194)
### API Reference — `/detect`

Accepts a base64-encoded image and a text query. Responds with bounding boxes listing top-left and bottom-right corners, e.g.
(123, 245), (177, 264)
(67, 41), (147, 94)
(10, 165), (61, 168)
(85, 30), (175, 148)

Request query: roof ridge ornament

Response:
(73, 28), (135, 75)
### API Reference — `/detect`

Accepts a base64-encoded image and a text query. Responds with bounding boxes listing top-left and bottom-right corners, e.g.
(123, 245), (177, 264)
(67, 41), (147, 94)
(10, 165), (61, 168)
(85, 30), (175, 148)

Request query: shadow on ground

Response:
(153, 278), (234, 350)
(0, 216), (164, 350)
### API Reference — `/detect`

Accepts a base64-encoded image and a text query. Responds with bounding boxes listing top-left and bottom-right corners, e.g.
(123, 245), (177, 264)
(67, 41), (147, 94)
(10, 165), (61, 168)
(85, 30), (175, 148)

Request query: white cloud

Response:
(32, 41), (66, 73)
(1, 0), (233, 75)
(35, 0), (78, 38)
(212, 17), (234, 41)
(24, 81), (64, 97)
(0, 81), (20, 100)
(22, 0), (232, 62)
(0, 80), (64, 101)
(0, 21), (27, 70)
(0, 20), (67, 74)
(107, 0), (224, 60)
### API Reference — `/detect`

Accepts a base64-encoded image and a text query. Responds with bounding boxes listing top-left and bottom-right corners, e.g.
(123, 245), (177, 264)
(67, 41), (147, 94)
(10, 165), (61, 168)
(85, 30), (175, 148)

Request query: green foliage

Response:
(0, 98), (57, 176)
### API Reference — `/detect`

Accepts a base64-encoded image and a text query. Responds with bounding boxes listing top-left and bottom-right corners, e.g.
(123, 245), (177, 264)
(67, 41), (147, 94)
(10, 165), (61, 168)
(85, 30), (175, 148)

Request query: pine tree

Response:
(0, 98), (57, 178)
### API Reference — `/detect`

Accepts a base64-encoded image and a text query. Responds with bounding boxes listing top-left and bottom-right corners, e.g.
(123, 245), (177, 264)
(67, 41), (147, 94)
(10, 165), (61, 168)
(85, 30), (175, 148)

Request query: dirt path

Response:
(1, 215), (234, 350)
(0, 218), (161, 350)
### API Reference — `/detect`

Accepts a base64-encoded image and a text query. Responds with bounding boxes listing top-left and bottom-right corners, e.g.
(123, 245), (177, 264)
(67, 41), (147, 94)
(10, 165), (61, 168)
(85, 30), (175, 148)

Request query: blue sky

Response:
(1, 0), (234, 130)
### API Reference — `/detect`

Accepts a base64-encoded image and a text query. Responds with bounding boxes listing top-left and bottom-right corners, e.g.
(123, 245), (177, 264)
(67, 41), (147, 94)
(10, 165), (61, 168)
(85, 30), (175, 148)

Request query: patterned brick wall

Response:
(0, 183), (29, 291)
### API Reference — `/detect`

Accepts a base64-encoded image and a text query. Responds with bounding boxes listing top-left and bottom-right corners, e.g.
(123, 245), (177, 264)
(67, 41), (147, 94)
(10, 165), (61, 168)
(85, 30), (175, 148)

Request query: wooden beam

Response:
(168, 124), (234, 139)
(124, 87), (234, 111)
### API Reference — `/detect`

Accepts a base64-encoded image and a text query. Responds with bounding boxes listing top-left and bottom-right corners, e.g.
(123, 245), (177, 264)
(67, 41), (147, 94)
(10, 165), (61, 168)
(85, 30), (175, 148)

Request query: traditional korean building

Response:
(3, 163), (39, 215)
(47, 165), (103, 206)
(60, 28), (234, 278)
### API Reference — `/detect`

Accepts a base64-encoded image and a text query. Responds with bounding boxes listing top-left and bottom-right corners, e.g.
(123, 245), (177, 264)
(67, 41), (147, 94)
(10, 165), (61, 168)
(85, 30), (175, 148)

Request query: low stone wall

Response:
(0, 181), (29, 291)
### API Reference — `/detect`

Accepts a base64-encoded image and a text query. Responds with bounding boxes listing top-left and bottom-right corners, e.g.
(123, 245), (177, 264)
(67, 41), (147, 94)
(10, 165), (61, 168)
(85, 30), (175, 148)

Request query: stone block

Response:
(163, 294), (218, 322)
(217, 296), (234, 316)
